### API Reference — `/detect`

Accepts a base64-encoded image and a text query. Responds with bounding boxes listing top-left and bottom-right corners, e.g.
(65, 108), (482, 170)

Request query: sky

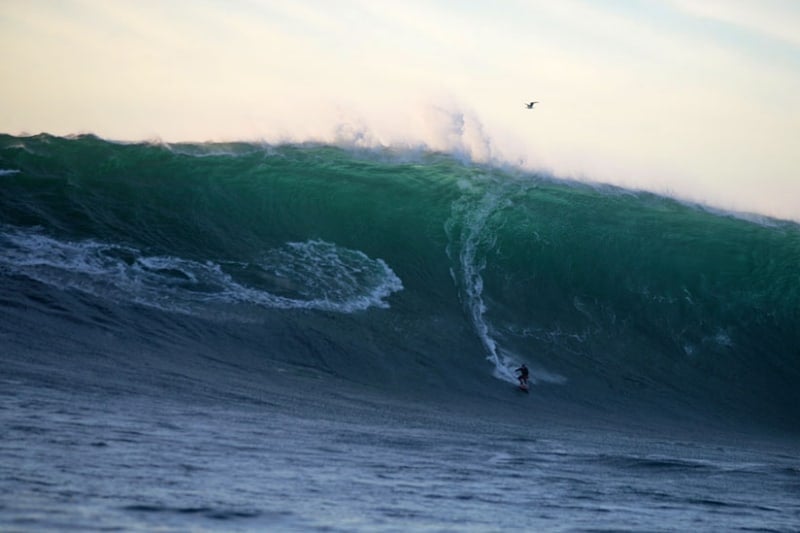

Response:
(2, 0), (799, 221)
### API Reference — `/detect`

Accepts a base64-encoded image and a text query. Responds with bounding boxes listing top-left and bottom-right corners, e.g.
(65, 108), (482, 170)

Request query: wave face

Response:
(2, 134), (799, 429)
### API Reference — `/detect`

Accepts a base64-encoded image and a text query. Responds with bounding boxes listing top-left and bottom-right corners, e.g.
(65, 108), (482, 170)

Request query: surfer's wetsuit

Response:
(516, 365), (529, 386)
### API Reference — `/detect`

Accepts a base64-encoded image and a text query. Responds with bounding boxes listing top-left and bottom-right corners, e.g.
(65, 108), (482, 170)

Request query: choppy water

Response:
(3, 374), (798, 532)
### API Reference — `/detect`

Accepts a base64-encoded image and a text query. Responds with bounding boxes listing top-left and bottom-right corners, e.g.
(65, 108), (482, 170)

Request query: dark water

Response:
(1, 134), (799, 531)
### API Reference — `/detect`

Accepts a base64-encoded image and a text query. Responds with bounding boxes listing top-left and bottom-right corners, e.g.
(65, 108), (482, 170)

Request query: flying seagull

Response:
(525, 101), (539, 109)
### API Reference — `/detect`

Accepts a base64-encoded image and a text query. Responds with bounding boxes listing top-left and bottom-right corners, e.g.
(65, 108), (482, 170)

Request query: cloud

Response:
(667, 0), (800, 48)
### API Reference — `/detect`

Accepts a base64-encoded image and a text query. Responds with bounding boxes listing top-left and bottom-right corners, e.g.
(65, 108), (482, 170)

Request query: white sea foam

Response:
(0, 227), (403, 316)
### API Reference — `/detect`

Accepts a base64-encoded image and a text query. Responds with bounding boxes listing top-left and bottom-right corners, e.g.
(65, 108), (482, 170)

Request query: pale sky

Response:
(2, 0), (799, 221)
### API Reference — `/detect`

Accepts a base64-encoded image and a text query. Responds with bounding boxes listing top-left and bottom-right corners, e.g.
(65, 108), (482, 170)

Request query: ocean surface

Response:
(1, 133), (798, 532)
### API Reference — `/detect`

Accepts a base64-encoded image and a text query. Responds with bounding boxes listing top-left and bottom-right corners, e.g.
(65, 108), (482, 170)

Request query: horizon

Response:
(2, 0), (799, 221)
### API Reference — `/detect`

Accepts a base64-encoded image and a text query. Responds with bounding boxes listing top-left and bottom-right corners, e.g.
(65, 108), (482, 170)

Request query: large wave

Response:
(2, 133), (798, 428)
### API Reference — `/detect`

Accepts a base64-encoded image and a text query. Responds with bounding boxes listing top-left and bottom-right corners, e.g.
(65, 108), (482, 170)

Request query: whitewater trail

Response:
(444, 173), (566, 386)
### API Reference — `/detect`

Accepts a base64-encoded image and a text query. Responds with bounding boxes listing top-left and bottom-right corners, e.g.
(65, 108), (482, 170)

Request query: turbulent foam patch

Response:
(223, 240), (404, 312)
(0, 227), (403, 315)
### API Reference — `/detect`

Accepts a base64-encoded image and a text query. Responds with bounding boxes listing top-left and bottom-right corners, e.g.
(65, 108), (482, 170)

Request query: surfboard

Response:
(518, 382), (529, 393)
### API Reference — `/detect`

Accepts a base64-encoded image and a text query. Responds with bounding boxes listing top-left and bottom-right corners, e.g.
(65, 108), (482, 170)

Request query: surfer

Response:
(515, 364), (529, 387)
(524, 101), (538, 109)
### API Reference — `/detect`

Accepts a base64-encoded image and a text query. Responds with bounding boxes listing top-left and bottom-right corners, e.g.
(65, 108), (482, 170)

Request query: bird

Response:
(524, 101), (539, 109)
